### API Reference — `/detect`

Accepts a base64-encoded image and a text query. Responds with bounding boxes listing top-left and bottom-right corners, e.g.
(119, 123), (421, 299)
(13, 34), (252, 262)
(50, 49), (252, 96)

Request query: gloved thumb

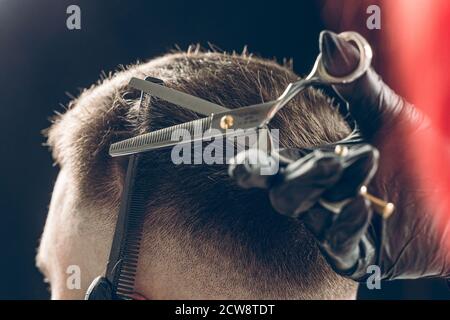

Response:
(319, 30), (420, 141)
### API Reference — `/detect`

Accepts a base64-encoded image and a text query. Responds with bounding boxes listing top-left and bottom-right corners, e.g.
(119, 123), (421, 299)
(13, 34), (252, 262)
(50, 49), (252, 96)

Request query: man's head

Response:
(37, 50), (357, 299)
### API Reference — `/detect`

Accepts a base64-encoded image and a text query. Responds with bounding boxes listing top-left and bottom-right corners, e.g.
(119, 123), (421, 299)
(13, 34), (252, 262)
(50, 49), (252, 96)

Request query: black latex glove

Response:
(229, 31), (450, 281)
(320, 30), (430, 141)
(320, 31), (449, 280)
(230, 145), (379, 279)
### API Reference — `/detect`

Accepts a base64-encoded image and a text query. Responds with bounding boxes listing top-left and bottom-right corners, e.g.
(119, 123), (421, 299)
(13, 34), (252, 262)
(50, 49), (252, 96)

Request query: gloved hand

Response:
(230, 145), (380, 278)
(320, 30), (449, 280)
(319, 30), (431, 142)
(229, 31), (450, 281)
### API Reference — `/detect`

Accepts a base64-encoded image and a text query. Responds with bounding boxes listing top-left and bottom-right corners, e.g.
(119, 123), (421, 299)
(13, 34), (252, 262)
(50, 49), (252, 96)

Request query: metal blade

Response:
(109, 100), (279, 157)
(109, 115), (214, 157)
(129, 77), (229, 116)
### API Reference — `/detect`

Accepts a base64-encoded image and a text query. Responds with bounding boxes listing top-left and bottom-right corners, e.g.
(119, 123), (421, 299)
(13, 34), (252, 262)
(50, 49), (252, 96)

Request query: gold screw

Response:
(220, 115), (234, 129)
(360, 186), (395, 219)
(334, 145), (349, 157)
(334, 145), (395, 219)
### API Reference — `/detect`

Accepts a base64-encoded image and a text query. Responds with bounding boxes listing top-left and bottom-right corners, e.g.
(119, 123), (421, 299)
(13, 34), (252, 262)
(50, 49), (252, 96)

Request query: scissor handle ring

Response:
(314, 31), (373, 84)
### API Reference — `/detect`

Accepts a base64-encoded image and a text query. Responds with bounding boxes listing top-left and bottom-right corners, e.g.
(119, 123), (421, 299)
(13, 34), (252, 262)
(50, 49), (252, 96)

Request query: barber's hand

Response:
(319, 31), (450, 281)
(229, 31), (449, 282)
(229, 145), (379, 279)
(319, 30), (429, 142)
(229, 142), (449, 281)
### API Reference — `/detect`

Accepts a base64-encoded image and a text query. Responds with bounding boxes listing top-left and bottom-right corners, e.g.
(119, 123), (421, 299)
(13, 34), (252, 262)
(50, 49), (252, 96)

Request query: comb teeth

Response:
(109, 116), (213, 157)
(113, 172), (147, 300)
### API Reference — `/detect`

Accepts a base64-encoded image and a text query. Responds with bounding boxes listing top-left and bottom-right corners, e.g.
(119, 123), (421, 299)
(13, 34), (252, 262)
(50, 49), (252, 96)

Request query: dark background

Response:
(0, 0), (448, 299)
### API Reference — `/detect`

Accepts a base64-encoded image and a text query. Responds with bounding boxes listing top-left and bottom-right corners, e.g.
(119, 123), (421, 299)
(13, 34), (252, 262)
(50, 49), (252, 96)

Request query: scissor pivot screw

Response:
(334, 145), (349, 157)
(220, 115), (234, 129)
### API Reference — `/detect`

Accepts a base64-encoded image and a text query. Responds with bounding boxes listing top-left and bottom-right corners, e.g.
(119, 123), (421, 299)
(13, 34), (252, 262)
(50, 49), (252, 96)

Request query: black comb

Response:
(85, 77), (163, 300)
(106, 153), (143, 299)
(108, 77), (162, 299)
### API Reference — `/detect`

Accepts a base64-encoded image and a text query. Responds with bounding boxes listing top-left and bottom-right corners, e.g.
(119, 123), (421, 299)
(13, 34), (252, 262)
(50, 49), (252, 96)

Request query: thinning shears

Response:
(109, 31), (372, 158)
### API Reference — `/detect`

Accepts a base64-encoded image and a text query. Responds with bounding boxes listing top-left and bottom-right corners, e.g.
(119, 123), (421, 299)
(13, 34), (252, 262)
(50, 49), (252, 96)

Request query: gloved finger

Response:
(303, 195), (373, 271)
(323, 144), (379, 202)
(228, 148), (279, 189)
(269, 149), (344, 217)
(322, 195), (372, 254)
(320, 30), (420, 141)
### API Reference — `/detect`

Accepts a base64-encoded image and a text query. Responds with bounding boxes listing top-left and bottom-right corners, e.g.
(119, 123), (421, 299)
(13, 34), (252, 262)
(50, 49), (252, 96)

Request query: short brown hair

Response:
(45, 50), (356, 298)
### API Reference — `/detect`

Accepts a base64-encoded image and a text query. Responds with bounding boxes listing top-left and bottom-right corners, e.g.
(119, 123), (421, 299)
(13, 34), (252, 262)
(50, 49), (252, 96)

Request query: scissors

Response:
(109, 31), (372, 158)
(108, 31), (392, 218)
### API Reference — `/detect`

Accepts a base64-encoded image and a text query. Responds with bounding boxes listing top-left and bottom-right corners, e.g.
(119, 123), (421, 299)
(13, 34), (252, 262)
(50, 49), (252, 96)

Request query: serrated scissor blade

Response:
(109, 116), (214, 157)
